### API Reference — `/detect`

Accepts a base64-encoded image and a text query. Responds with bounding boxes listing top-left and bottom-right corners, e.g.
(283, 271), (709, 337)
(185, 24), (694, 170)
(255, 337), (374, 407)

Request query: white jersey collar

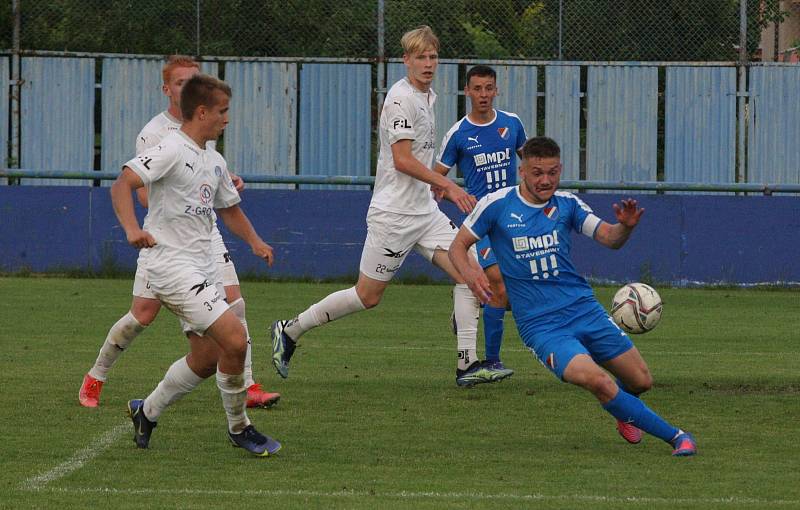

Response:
(163, 110), (181, 125)
(402, 76), (437, 106)
(176, 129), (205, 151)
(465, 109), (497, 127)
(515, 186), (548, 208)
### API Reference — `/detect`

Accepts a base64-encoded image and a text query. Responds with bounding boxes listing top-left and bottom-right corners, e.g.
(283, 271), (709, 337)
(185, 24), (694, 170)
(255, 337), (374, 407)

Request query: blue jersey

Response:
(463, 187), (604, 327)
(436, 110), (527, 200)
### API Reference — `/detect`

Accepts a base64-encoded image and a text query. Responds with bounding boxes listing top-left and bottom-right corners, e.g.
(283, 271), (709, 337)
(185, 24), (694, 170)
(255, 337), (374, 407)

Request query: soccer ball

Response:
(610, 283), (663, 334)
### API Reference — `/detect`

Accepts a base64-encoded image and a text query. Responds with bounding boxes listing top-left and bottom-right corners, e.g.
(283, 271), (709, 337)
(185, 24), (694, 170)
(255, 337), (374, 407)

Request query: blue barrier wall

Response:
(1, 187), (798, 285)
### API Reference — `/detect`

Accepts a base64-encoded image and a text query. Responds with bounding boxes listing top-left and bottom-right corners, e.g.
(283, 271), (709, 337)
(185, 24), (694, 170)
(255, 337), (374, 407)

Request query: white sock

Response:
(228, 298), (255, 388)
(142, 356), (204, 422)
(453, 284), (479, 370)
(216, 371), (250, 434)
(284, 286), (366, 341)
(88, 312), (145, 381)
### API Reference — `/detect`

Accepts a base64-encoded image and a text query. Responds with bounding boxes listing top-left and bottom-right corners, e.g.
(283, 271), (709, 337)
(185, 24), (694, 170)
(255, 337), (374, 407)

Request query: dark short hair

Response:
(465, 65), (496, 86)
(180, 74), (232, 121)
(521, 136), (561, 159)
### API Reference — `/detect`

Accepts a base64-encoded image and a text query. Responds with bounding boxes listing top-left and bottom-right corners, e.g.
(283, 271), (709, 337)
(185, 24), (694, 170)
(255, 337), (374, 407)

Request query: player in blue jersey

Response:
(434, 65), (527, 376)
(448, 136), (697, 456)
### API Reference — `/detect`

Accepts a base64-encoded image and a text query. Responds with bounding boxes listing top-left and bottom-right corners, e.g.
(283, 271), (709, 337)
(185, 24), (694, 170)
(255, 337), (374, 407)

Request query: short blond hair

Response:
(401, 25), (439, 56)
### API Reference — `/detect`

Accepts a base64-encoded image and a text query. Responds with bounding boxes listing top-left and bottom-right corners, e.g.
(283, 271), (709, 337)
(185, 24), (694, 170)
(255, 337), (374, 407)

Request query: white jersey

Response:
(137, 111), (217, 153)
(136, 111), (226, 257)
(125, 131), (240, 288)
(370, 77), (438, 216)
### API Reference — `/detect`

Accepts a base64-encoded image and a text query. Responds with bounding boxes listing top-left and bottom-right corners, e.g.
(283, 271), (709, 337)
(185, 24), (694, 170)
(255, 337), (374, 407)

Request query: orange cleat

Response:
(79, 373), (104, 408)
(246, 383), (281, 408)
(616, 419), (643, 444)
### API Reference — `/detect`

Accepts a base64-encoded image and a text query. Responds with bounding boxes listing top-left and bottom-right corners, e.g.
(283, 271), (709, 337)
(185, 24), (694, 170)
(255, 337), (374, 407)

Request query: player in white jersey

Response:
(79, 55), (279, 409)
(270, 26), (511, 387)
(114, 74), (280, 456)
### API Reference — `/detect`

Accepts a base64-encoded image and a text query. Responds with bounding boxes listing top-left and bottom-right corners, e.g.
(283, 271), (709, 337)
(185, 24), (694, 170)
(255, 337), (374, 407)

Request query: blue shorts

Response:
(475, 236), (497, 270)
(517, 300), (634, 381)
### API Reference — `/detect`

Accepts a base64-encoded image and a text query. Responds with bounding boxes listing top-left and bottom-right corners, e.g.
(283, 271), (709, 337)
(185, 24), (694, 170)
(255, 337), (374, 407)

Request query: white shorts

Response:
(359, 207), (458, 282)
(212, 225), (240, 288)
(148, 268), (229, 336)
(132, 228), (238, 299)
(132, 266), (157, 300)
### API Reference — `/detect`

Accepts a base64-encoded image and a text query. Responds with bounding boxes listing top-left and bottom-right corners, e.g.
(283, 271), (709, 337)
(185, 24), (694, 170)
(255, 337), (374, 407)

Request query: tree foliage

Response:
(7, 0), (785, 62)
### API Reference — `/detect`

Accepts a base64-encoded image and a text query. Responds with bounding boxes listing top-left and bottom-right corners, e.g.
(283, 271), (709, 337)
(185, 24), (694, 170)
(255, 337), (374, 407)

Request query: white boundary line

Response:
(22, 486), (800, 506)
(21, 421), (130, 490)
(17, 421), (800, 507)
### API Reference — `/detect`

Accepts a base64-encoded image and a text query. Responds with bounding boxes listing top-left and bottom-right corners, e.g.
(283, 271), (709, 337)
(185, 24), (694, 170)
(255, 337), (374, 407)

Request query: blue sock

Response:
(602, 389), (678, 443)
(483, 305), (505, 362)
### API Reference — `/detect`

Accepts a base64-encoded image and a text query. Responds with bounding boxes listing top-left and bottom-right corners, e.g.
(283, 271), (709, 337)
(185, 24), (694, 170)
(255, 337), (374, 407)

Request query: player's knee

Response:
(627, 371), (653, 394)
(211, 315), (247, 358)
(221, 333), (247, 363)
(584, 372), (617, 401)
(356, 289), (382, 309)
(131, 303), (160, 326)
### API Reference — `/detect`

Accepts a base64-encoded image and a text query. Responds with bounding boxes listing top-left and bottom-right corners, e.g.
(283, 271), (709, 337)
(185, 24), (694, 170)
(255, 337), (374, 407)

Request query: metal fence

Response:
(1, 0), (791, 62)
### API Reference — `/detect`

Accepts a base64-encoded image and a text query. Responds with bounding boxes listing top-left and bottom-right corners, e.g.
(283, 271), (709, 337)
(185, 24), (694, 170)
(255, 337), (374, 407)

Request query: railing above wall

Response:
(3, 170), (800, 195)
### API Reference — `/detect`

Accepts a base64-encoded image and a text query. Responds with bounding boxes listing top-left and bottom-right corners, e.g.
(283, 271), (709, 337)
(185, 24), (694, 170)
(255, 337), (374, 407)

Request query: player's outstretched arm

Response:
(111, 167), (156, 248)
(392, 140), (477, 213)
(448, 227), (492, 304)
(217, 205), (273, 266)
(594, 198), (644, 250)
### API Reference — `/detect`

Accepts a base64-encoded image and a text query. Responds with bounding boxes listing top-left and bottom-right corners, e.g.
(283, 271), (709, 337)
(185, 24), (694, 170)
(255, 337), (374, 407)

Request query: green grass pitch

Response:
(2, 277), (799, 509)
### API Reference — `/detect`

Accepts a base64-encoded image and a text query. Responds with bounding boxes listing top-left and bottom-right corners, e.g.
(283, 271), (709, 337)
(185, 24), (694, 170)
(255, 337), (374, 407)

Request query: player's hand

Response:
(431, 184), (445, 202)
(230, 172), (245, 192)
(251, 240), (274, 267)
(464, 269), (493, 305)
(444, 184), (477, 214)
(613, 198), (644, 228)
(127, 228), (157, 249)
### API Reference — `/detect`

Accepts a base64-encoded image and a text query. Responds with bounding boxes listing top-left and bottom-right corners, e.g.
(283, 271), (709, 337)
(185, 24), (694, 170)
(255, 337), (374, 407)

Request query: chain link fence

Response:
(1, 1), (791, 61)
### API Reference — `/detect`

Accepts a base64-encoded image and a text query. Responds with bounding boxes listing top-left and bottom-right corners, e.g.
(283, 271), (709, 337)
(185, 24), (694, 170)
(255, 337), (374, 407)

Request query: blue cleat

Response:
(127, 399), (156, 449)
(228, 425), (281, 457)
(456, 360), (514, 387)
(671, 432), (697, 457)
(484, 360), (514, 378)
(271, 320), (296, 379)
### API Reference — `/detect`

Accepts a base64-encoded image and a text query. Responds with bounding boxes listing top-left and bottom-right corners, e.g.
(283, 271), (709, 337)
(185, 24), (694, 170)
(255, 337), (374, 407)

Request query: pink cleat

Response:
(246, 383), (281, 408)
(671, 432), (697, 457)
(79, 374), (104, 408)
(616, 419), (643, 444)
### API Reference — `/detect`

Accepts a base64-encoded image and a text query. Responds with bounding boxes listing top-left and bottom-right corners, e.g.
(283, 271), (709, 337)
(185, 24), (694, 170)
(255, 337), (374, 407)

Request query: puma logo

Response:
(510, 212), (524, 222)
(467, 136), (479, 144)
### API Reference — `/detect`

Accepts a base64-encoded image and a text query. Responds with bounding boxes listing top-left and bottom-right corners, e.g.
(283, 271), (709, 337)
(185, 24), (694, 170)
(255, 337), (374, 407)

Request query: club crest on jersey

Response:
(199, 183), (213, 205)
(497, 127), (510, 140)
(544, 206), (558, 219)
